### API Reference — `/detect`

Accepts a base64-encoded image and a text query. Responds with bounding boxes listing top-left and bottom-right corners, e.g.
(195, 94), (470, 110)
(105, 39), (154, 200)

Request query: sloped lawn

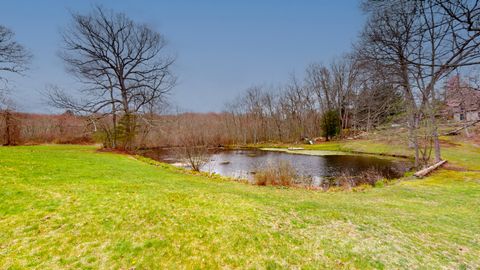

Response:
(0, 145), (479, 269)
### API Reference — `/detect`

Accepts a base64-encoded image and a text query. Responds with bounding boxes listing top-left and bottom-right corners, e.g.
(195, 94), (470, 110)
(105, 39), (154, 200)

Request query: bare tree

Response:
(0, 100), (21, 145)
(0, 26), (29, 145)
(48, 6), (175, 150)
(352, 55), (404, 132)
(358, 0), (480, 166)
(262, 90), (284, 141)
(0, 25), (31, 108)
(280, 75), (318, 141)
(357, 0), (424, 166)
(412, 0), (480, 162)
(305, 63), (333, 114)
(0, 25), (30, 82)
(174, 113), (211, 172)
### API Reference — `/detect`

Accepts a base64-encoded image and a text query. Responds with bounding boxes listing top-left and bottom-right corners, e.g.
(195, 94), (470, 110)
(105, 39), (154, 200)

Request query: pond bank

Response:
(137, 146), (412, 188)
(227, 142), (413, 159)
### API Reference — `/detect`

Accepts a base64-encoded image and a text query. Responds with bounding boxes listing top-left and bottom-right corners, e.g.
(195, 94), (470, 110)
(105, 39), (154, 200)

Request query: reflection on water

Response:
(139, 148), (411, 187)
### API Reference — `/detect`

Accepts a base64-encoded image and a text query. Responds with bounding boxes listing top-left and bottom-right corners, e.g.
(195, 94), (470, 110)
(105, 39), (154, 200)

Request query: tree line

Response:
(223, 57), (403, 144)
(222, 0), (480, 167)
(2, 1), (480, 168)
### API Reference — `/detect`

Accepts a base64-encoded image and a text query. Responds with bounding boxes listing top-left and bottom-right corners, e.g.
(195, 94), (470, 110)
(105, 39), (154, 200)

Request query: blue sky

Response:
(0, 0), (365, 113)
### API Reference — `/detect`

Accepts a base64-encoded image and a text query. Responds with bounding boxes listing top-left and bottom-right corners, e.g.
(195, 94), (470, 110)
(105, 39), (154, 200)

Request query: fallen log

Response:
(443, 119), (480, 136)
(414, 160), (447, 178)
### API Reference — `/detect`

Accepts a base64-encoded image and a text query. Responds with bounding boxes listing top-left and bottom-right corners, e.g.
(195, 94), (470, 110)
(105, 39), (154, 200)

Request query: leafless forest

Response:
(2, 1), (480, 168)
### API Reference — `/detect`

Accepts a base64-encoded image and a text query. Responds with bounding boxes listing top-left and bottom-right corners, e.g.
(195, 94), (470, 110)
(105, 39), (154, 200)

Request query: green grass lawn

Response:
(1, 145), (480, 269)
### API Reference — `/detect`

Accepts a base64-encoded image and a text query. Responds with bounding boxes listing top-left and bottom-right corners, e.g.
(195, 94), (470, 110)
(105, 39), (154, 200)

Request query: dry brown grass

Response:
(254, 160), (297, 186)
(335, 168), (386, 190)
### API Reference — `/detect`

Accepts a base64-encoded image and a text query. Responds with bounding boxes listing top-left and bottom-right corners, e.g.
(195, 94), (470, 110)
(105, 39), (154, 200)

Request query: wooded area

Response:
(1, 1), (480, 169)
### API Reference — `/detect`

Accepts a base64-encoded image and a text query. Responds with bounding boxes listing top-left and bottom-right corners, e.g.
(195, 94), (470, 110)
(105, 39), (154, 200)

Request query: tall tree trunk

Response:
(407, 104), (420, 168)
(5, 111), (11, 145)
(429, 99), (441, 162)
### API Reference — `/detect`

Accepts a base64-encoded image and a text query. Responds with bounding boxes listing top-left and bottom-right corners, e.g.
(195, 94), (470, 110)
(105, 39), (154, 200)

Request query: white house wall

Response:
(466, 111), (480, 121)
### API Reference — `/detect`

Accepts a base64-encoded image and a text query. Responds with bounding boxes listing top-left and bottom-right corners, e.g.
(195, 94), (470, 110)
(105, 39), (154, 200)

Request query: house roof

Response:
(445, 79), (480, 113)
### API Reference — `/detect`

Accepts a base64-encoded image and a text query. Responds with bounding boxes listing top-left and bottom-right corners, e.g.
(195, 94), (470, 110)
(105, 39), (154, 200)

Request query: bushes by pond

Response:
(254, 160), (297, 186)
(254, 160), (391, 190)
(332, 168), (387, 190)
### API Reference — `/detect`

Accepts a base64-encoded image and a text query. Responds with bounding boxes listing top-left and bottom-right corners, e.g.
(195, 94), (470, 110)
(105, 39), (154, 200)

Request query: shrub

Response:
(175, 145), (210, 172)
(320, 110), (341, 141)
(254, 160), (297, 186)
(333, 168), (386, 190)
(1, 110), (21, 145)
(116, 114), (139, 150)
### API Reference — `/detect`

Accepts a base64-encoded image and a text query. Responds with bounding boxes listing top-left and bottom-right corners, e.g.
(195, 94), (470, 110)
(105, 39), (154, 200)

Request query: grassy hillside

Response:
(1, 145), (479, 269)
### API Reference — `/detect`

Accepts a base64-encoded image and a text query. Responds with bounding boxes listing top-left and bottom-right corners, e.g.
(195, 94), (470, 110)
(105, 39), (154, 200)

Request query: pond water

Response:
(140, 148), (411, 187)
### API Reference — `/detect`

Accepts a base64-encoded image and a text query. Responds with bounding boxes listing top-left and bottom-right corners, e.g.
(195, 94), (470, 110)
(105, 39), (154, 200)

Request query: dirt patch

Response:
(443, 163), (480, 172)
(439, 139), (461, 147)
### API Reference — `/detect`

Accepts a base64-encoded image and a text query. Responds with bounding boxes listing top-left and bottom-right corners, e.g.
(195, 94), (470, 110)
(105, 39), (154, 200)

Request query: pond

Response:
(139, 148), (412, 188)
